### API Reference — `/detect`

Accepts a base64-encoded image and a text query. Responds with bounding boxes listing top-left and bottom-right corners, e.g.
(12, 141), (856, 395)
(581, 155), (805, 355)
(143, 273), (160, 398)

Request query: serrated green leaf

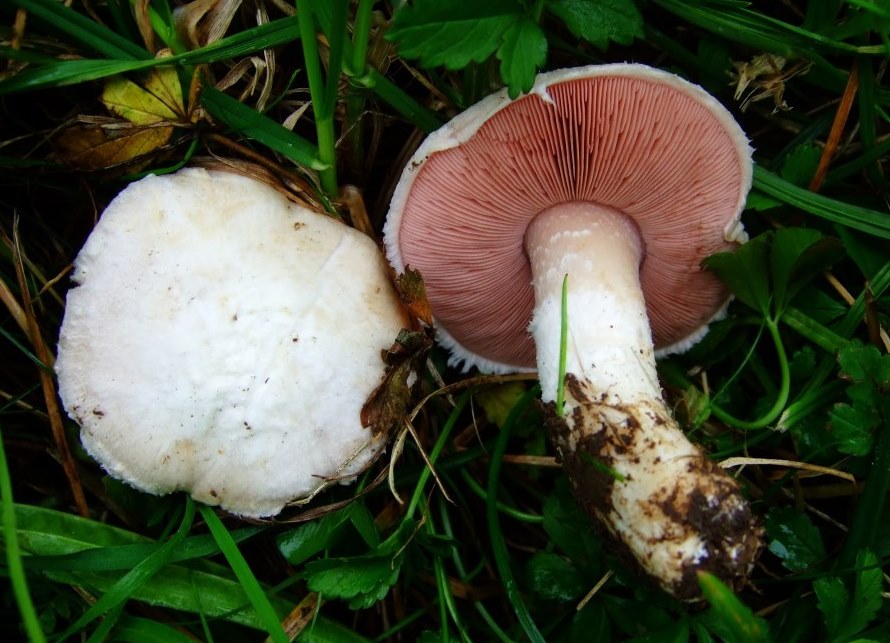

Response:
(497, 17), (547, 98)
(770, 228), (843, 315)
(525, 552), (587, 602)
(546, 0), (643, 49)
(830, 403), (877, 456)
(814, 550), (883, 643)
(764, 507), (827, 571)
(542, 480), (602, 569)
(746, 190), (783, 211)
(276, 507), (352, 566)
(830, 342), (890, 456)
(304, 555), (401, 609)
(696, 572), (768, 643)
(838, 342), (890, 388)
(780, 144), (822, 187)
(815, 576), (849, 637)
(848, 549), (883, 639)
(387, 0), (522, 70)
(703, 232), (771, 316)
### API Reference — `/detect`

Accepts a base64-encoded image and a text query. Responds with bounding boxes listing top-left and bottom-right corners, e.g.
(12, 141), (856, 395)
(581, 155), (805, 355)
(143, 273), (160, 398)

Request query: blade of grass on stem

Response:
(198, 504), (289, 643)
(0, 424), (47, 643)
(487, 386), (545, 643)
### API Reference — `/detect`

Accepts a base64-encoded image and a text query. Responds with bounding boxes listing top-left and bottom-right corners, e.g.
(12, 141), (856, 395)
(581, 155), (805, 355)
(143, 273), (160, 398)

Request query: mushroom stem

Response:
(525, 202), (761, 600)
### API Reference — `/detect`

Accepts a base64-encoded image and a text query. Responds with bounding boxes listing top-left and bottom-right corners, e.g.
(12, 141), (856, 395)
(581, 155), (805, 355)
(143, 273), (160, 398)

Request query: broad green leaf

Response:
(542, 480), (602, 569)
(497, 17), (547, 98)
(110, 615), (196, 643)
(830, 342), (890, 455)
(696, 572), (767, 643)
(276, 507), (353, 566)
(546, 0), (644, 49)
(764, 506), (826, 571)
(814, 550), (883, 643)
(830, 403), (877, 455)
(525, 552), (587, 602)
(568, 601), (611, 642)
(770, 228), (843, 315)
(387, 0), (522, 70)
(703, 232), (771, 316)
(304, 555), (401, 609)
(780, 144), (822, 186)
(746, 190), (783, 211)
(848, 549), (883, 639)
(14, 504), (291, 630)
(814, 576), (848, 637)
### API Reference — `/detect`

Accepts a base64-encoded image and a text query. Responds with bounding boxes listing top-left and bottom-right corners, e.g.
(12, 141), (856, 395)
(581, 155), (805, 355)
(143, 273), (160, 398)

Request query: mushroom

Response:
(56, 167), (407, 518)
(384, 64), (761, 598)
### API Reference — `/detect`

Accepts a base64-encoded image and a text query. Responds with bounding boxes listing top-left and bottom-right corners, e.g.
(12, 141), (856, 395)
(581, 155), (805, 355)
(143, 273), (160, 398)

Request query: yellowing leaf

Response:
(143, 64), (186, 116)
(102, 70), (182, 125)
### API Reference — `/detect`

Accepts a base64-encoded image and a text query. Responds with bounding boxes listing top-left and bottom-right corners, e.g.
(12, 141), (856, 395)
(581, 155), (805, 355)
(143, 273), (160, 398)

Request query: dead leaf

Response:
(361, 328), (433, 436)
(396, 267), (433, 327)
(730, 54), (811, 112)
(54, 122), (173, 171)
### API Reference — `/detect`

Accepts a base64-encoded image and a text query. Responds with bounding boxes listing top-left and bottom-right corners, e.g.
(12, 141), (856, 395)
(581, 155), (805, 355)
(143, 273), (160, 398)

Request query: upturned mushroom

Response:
(384, 64), (761, 598)
(56, 167), (407, 518)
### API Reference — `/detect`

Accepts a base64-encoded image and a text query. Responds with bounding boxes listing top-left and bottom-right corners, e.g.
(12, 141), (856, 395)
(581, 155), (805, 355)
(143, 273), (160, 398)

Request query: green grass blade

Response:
(0, 17), (301, 94)
(200, 87), (325, 171)
(753, 166), (890, 239)
(556, 273), (568, 416)
(24, 526), (264, 572)
(198, 505), (289, 643)
(486, 387), (545, 643)
(10, 0), (149, 60)
(0, 427), (47, 643)
(105, 614), (197, 643)
(405, 391), (471, 519)
(55, 498), (197, 639)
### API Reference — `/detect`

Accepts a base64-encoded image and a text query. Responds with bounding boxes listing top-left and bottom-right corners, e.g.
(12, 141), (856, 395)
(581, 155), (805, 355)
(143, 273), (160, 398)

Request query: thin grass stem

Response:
(486, 386), (545, 643)
(198, 504), (289, 643)
(0, 426), (46, 643)
(297, 0), (338, 194)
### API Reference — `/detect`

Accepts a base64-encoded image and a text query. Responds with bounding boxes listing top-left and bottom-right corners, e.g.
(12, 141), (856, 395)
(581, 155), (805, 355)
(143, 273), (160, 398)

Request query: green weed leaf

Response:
(276, 507), (353, 566)
(696, 572), (768, 643)
(525, 552), (587, 602)
(770, 228), (843, 315)
(814, 549), (883, 643)
(779, 144), (822, 187)
(764, 507), (826, 571)
(814, 576), (849, 636)
(830, 342), (890, 456)
(703, 233), (771, 316)
(387, 0), (522, 70)
(830, 403), (876, 456)
(305, 555), (401, 609)
(497, 17), (547, 98)
(546, 0), (643, 49)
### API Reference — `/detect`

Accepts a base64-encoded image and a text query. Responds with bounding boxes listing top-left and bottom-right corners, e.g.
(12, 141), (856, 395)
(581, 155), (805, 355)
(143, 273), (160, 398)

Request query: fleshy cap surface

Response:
(385, 64), (752, 372)
(57, 168), (406, 517)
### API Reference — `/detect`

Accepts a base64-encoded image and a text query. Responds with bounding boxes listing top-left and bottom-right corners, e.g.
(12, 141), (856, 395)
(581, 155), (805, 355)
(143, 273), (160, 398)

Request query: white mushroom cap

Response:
(56, 168), (407, 518)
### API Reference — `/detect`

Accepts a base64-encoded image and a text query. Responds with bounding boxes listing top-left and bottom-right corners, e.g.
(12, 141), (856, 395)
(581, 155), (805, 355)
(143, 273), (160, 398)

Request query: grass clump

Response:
(2, 0), (890, 641)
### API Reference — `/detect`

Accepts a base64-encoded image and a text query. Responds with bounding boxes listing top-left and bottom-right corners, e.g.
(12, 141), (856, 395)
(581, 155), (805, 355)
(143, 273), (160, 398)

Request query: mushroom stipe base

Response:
(543, 375), (763, 600)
